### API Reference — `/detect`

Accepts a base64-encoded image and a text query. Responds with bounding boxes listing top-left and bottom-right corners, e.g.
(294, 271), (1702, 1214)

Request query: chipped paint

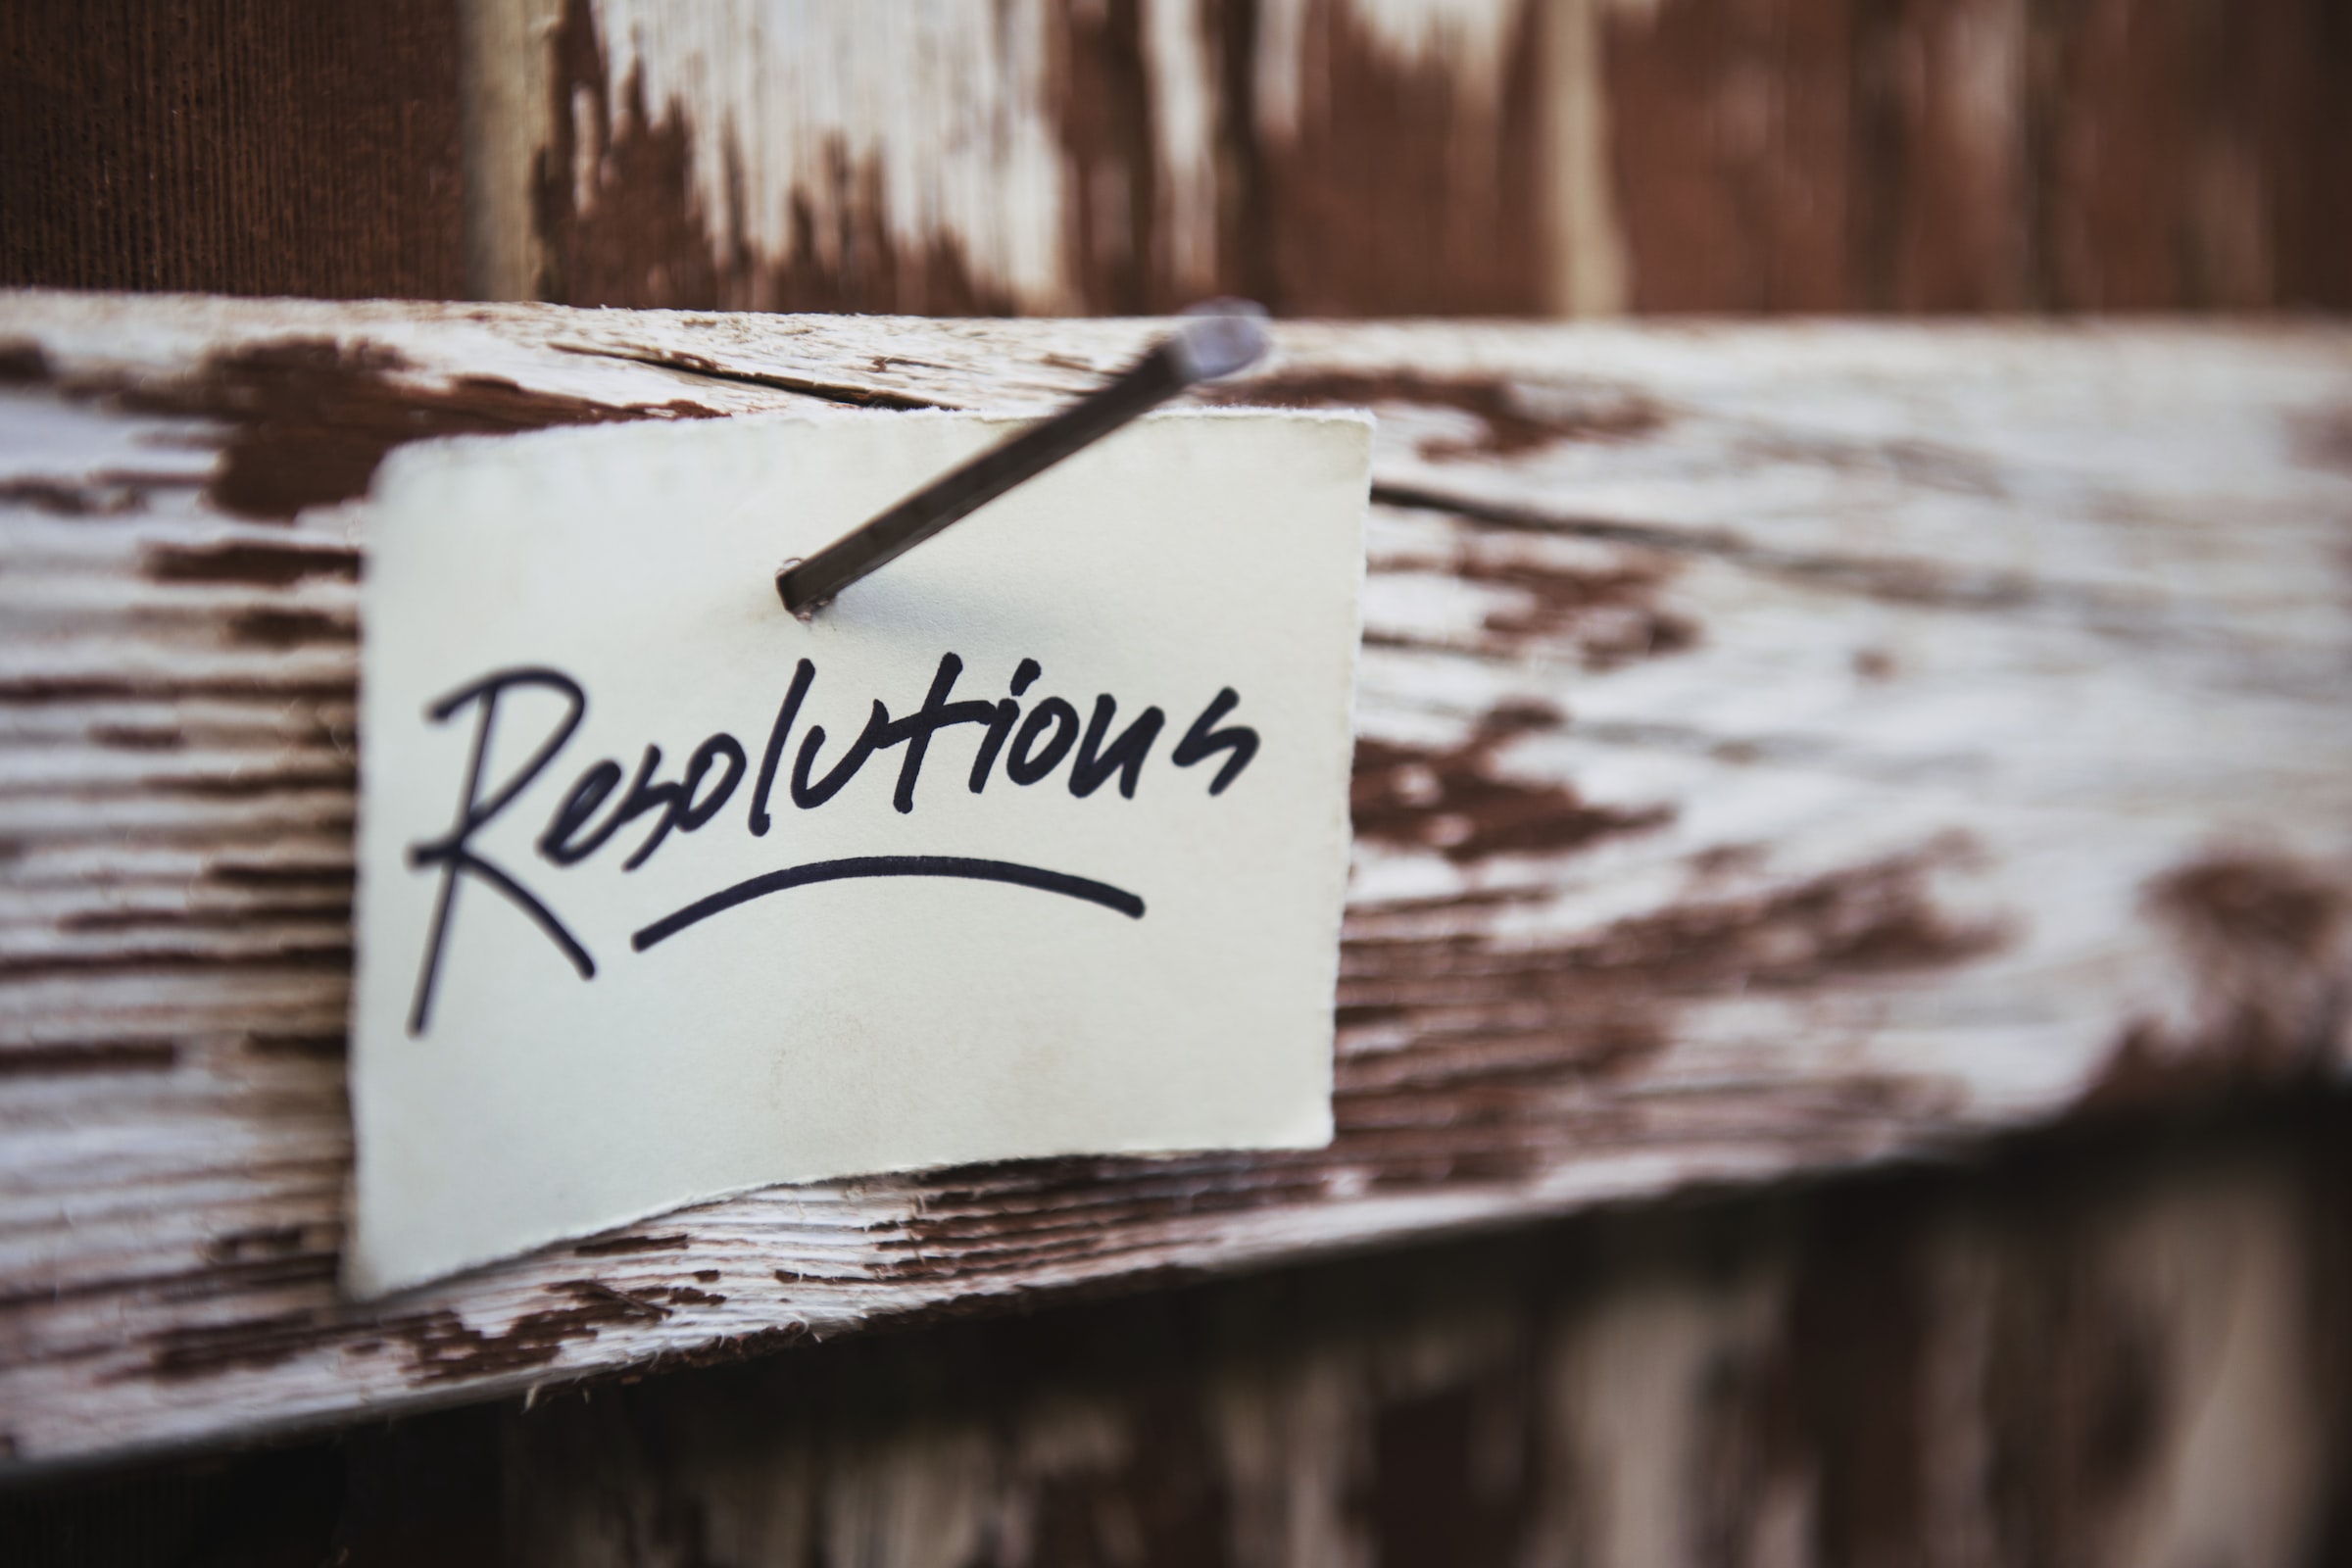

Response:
(1213, 368), (1662, 459)
(539, 0), (1069, 311)
(506, 0), (1562, 315)
(1350, 708), (1673, 862)
(3, 296), (2349, 1470)
(2088, 854), (2352, 1109)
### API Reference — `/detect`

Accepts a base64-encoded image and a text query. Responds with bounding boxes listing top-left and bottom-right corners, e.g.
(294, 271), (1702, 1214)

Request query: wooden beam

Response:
(2, 291), (2349, 1469)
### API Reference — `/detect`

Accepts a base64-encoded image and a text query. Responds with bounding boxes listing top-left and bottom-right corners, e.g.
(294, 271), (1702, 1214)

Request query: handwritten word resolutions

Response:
(349, 411), (1368, 1295)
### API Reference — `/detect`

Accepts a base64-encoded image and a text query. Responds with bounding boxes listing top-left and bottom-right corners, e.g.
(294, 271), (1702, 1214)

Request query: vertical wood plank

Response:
(0, 2), (466, 300)
(1601, 0), (1862, 312)
(1860, 0), (2030, 311)
(1249, 0), (1553, 315)
(10, 1105), (2340, 1561)
(449, 0), (2351, 318)
(461, 0), (561, 303)
(480, 1108), (2352, 1567)
(2026, 0), (2352, 311)
(6, 0), (2344, 314)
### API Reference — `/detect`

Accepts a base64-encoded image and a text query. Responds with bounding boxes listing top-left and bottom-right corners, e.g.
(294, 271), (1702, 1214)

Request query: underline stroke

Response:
(632, 856), (1146, 952)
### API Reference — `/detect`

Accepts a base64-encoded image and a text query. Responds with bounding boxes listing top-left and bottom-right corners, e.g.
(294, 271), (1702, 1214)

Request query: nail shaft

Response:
(776, 308), (1266, 614)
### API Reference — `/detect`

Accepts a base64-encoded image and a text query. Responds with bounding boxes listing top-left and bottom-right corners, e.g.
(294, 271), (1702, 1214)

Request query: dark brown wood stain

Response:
(1254, 0), (1552, 316)
(1214, 369), (1665, 459)
(1980, 1186), (2171, 1563)
(0, 2), (466, 300)
(533, 0), (1014, 316)
(242, 1031), (350, 1062)
(225, 608), (358, 650)
(573, 1235), (694, 1258)
(1605, 0), (1859, 312)
(1603, 0), (2352, 312)
(843, 851), (2009, 1261)
(1049, 0), (1165, 315)
(1464, 555), (1697, 666)
(2150, 853), (2346, 964)
(534, 0), (723, 312)
(1329, 847), (2002, 1163)
(1368, 1373), (1530, 1568)
(143, 1277), (704, 1388)
(63, 902), (351, 935)
(87, 725), (188, 753)
(1783, 1181), (1932, 1566)
(144, 542), (363, 588)
(1363, 551), (1698, 667)
(0, 944), (355, 985)
(2088, 852), (2352, 1109)
(0, 1040), (178, 1077)
(16, 331), (703, 533)
(114, 340), (707, 520)
(0, 478), (147, 517)
(1349, 712), (1675, 864)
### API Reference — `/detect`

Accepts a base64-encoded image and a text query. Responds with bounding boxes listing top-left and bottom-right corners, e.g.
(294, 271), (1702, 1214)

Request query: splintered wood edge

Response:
(3, 292), (2351, 1470)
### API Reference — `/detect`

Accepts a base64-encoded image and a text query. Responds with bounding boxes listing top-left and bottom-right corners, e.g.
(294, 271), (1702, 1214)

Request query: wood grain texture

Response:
(487, 1104), (2352, 1568)
(3, 292), (2351, 1472)
(0, 2), (466, 301)
(468, 0), (2352, 316)
(9, 1099), (2347, 1564)
(6, 0), (2340, 316)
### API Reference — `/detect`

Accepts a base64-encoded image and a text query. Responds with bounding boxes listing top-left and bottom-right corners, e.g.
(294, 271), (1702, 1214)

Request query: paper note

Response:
(347, 409), (1368, 1296)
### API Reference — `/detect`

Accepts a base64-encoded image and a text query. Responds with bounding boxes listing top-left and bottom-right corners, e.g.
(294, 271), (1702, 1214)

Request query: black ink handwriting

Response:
(403, 654), (1257, 1032)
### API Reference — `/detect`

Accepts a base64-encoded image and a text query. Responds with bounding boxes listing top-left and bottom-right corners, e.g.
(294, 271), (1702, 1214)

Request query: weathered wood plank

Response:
(486, 1105), (2352, 1568)
(9, 1), (2340, 316)
(2, 291), (2349, 1470)
(464, 0), (2352, 315)
(10, 1100), (2343, 1563)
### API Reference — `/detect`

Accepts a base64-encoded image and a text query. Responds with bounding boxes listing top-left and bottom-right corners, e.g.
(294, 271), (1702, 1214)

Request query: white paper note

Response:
(348, 409), (1368, 1296)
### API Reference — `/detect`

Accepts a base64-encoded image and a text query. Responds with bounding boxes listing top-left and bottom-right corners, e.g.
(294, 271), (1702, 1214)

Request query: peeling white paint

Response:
(6, 295), (2352, 1469)
(499, 0), (1602, 314)
(588, 0), (1075, 310)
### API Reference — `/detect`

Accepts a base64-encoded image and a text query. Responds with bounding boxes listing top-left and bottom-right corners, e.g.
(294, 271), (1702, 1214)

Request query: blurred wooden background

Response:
(6, 0), (2347, 317)
(9, 1100), (2351, 1565)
